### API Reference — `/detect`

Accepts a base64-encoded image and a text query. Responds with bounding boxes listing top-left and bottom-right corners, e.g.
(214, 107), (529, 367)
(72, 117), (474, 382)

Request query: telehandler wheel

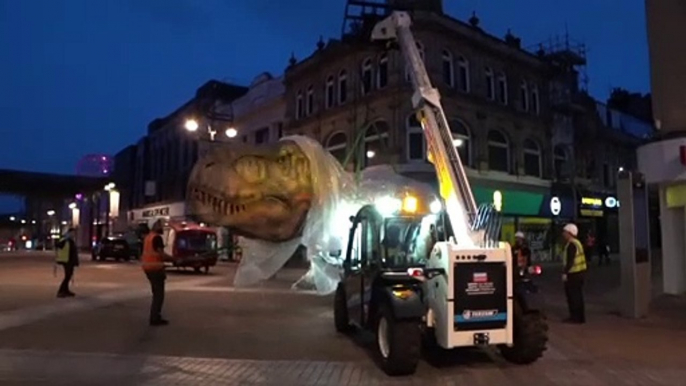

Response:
(500, 308), (548, 365)
(374, 305), (421, 376)
(333, 284), (351, 333)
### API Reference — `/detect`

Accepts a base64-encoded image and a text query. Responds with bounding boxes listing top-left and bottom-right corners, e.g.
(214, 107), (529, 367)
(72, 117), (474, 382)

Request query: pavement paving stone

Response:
(1, 348), (686, 386)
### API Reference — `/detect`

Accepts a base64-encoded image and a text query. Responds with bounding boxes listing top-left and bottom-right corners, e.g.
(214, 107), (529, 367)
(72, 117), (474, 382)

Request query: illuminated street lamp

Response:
(453, 138), (464, 147)
(68, 202), (77, 210)
(20, 219), (26, 224)
(184, 119), (199, 132)
(225, 127), (238, 138)
(9, 216), (15, 221)
(366, 150), (376, 159)
(47, 210), (55, 216)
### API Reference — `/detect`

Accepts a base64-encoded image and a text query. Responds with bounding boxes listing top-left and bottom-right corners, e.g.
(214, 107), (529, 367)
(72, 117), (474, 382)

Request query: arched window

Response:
(485, 67), (495, 100)
(361, 58), (373, 95)
(325, 131), (348, 163)
(325, 76), (334, 109)
(457, 56), (470, 93)
(295, 90), (304, 119)
(364, 120), (390, 168)
(497, 72), (508, 105)
(405, 41), (424, 82)
(520, 80), (529, 112)
(554, 145), (568, 179)
(306, 85), (314, 116)
(377, 54), (388, 89)
(338, 70), (348, 104)
(441, 50), (454, 87)
(488, 129), (510, 172)
(406, 113), (425, 162)
(450, 119), (471, 167)
(523, 138), (542, 177)
(531, 84), (540, 115)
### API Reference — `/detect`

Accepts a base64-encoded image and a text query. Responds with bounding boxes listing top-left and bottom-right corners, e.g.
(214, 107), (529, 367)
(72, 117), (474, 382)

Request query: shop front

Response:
(127, 202), (187, 229)
(472, 185), (564, 264)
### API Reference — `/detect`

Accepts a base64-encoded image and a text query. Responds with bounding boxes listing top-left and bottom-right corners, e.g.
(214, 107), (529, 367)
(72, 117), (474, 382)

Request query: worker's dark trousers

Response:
(58, 264), (75, 294)
(145, 270), (166, 322)
(564, 272), (585, 323)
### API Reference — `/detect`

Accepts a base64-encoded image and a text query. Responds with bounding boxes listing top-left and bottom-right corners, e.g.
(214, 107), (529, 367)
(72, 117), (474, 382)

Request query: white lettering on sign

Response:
(605, 196), (620, 208)
(550, 196), (561, 216)
(466, 280), (495, 296)
(462, 309), (498, 320)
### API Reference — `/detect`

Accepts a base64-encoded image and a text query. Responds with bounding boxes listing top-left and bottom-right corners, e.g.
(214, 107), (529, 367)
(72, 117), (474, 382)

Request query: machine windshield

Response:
(381, 214), (438, 268)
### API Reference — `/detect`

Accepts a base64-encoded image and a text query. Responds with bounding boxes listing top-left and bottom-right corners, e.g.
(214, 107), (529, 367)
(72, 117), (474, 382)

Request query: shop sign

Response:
(142, 206), (170, 218)
(549, 196), (562, 216)
(579, 196), (604, 217)
(604, 196), (620, 209)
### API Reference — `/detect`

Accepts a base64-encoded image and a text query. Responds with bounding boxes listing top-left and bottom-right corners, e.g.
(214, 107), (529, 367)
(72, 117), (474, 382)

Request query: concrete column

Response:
(658, 188), (686, 293)
(639, 0), (686, 294)
(645, 0), (686, 133)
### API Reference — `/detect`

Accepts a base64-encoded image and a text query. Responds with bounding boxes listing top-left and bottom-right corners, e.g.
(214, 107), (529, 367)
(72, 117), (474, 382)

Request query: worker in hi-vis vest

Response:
(141, 219), (172, 326)
(55, 228), (79, 298)
(561, 223), (588, 324)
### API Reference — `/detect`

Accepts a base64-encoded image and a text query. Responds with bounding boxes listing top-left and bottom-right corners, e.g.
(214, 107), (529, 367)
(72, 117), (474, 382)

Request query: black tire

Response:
(500, 308), (548, 365)
(204, 265), (210, 274)
(333, 284), (351, 333)
(194, 267), (201, 273)
(374, 305), (421, 376)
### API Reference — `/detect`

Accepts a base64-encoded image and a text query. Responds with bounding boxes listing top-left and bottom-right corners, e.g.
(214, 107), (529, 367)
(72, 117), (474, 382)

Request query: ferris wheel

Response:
(76, 154), (113, 177)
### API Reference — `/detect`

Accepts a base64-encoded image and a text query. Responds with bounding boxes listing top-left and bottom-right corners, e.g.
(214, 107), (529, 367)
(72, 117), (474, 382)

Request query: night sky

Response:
(0, 0), (648, 176)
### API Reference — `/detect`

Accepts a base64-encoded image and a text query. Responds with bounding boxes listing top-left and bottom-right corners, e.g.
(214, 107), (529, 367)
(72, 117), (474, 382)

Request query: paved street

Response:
(0, 251), (685, 385)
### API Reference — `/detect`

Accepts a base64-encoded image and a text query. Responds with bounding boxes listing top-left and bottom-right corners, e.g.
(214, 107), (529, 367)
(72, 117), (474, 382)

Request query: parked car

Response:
(92, 236), (136, 262)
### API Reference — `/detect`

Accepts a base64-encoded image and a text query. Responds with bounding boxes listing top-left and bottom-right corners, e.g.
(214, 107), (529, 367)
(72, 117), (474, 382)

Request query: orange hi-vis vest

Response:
(141, 233), (165, 272)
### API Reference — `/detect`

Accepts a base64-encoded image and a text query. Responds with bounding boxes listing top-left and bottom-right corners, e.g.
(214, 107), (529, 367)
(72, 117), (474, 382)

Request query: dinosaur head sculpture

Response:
(187, 140), (313, 242)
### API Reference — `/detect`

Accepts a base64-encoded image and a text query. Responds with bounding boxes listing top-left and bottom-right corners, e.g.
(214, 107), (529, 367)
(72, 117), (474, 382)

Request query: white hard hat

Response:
(563, 223), (578, 237)
(514, 231), (525, 239)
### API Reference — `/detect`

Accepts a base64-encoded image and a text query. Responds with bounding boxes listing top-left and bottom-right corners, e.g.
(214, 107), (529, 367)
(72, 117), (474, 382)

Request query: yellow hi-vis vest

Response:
(56, 238), (70, 264)
(563, 238), (587, 273)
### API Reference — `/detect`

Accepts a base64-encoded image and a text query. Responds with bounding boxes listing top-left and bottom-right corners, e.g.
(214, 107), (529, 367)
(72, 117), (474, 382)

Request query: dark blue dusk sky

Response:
(0, 0), (649, 176)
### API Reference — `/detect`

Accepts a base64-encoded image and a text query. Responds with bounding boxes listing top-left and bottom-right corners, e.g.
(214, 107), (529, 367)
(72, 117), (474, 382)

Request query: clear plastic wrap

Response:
(234, 135), (437, 295)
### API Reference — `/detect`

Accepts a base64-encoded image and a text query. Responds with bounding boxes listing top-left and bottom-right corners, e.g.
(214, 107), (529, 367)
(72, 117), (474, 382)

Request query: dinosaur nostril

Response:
(204, 162), (215, 169)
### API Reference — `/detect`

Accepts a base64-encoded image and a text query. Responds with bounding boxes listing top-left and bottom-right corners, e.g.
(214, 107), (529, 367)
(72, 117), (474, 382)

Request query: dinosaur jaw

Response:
(188, 184), (310, 242)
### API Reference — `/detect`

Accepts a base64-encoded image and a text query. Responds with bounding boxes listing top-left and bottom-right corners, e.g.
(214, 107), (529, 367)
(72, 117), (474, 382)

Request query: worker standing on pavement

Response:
(55, 228), (79, 298)
(141, 220), (170, 326)
(513, 231), (532, 270)
(561, 223), (587, 324)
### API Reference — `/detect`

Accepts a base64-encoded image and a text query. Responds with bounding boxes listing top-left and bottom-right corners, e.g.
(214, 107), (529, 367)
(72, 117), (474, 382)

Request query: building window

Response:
(405, 41), (424, 82)
(325, 76), (335, 109)
(377, 54), (388, 89)
(485, 67), (495, 100)
(255, 127), (269, 144)
(457, 56), (470, 92)
(442, 50), (454, 87)
(450, 119), (471, 167)
(325, 131), (348, 164)
(276, 122), (283, 139)
(520, 80), (529, 112)
(406, 113), (425, 162)
(364, 120), (390, 168)
(523, 138), (541, 177)
(361, 58), (373, 95)
(338, 70), (348, 104)
(497, 72), (508, 105)
(306, 85), (314, 116)
(487, 129), (510, 172)
(554, 145), (568, 179)
(531, 85), (540, 115)
(295, 90), (304, 119)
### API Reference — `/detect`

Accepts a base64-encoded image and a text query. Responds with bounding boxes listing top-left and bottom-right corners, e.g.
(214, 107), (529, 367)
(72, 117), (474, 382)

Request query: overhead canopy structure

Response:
(0, 168), (108, 198)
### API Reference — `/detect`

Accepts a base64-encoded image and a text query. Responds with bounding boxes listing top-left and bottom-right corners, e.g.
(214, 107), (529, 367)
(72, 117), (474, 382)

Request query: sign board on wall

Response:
(128, 202), (185, 226)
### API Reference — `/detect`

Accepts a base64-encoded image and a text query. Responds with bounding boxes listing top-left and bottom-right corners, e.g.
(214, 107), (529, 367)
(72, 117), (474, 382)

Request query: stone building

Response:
(281, 0), (652, 260)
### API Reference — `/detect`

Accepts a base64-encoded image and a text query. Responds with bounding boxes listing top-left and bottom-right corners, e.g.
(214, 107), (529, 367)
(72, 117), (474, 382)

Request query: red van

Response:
(164, 221), (218, 273)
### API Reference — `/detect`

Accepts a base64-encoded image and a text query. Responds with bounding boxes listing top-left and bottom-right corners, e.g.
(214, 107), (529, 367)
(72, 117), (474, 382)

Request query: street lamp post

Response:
(184, 118), (238, 142)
